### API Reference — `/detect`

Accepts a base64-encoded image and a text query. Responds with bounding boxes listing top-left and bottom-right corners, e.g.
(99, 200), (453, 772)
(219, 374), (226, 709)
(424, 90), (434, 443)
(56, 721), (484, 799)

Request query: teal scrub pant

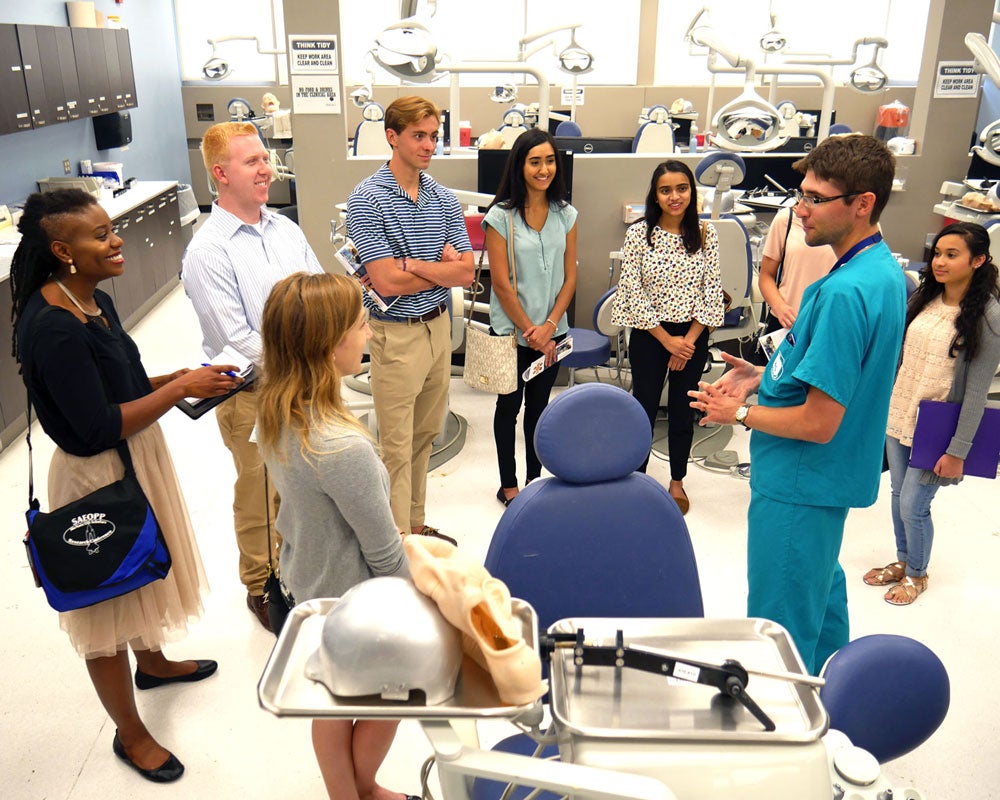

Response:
(747, 493), (849, 675)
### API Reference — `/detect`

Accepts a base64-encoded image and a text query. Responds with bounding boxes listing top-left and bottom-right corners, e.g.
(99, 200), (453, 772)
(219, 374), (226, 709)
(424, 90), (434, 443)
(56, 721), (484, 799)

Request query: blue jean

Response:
(884, 435), (940, 577)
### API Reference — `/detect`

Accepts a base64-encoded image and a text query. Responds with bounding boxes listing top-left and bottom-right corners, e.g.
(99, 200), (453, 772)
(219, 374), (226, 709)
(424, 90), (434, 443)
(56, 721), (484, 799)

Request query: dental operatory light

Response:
(850, 64), (889, 93)
(350, 86), (373, 108)
(964, 32), (1000, 166)
(490, 83), (518, 104)
(557, 30), (594, 75)
(759, 13), (787, 53)
(201, 36), (286, 82)
(372, 19), (440, 83)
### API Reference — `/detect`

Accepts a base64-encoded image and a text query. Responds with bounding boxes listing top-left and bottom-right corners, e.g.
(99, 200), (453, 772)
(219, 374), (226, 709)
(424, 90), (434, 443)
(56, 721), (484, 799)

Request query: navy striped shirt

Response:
(347, 164), (471, 318)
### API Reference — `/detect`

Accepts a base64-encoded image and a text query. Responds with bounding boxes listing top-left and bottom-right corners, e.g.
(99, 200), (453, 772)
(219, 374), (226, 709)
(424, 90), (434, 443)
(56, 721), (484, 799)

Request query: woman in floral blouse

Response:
(611, 160), (724, 514)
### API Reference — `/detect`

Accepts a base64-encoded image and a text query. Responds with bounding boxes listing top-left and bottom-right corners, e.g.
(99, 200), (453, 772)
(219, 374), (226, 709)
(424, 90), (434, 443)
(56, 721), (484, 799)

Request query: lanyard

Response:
(830, 232), (882, 273)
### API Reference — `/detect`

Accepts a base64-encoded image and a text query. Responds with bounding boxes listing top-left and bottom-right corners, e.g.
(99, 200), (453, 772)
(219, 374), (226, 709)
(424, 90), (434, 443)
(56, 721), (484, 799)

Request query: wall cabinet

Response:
(0, 23), (135, 137)
(0, 24), (33, 134)
(0, 184), (183, 453)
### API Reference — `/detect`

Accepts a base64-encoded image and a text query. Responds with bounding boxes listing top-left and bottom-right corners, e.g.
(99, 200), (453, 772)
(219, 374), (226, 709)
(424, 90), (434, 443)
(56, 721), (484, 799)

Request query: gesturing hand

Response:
(688, 380), (742, 427)
(713, 352), (762, 401)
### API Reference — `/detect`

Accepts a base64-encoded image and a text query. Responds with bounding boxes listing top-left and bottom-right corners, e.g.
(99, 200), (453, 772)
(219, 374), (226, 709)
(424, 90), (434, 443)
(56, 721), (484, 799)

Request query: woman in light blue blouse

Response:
(483, 129), (578, 506)
(610, 160), (724, 515)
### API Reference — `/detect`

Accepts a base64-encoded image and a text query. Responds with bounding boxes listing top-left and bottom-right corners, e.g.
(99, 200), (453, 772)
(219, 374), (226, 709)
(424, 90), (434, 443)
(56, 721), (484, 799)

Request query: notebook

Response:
(909, 400), (1000, 479)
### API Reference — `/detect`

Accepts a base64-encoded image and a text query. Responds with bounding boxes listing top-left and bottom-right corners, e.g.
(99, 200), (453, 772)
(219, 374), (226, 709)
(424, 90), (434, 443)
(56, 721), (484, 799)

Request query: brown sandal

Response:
(863, 561), (906, 586)
(884, 575), (928, 606)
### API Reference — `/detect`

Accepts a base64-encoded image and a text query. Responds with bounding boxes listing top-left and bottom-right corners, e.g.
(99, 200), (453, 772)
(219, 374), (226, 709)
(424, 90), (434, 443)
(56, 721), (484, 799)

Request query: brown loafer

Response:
(669, 485), (690, 516)
(246, 592), (273, 632)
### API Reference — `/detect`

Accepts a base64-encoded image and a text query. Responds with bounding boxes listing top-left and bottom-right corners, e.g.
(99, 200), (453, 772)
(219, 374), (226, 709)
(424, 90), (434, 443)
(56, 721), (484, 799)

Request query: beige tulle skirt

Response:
(48, 423), (209, 659)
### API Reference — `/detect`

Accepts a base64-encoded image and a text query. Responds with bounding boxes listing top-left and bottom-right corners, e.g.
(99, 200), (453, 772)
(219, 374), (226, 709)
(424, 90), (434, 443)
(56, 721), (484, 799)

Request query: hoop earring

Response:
(68, 260), (76, 275)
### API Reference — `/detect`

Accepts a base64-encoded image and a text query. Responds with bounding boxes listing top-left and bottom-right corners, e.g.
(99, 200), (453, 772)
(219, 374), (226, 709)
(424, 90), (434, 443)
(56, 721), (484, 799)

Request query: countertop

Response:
(0, 180), (178, 281)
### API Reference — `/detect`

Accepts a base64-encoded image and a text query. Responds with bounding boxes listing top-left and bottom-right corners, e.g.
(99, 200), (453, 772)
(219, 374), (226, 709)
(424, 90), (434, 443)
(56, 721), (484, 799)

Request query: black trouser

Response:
(628, 322), (710, 480)
(493, 337), (564, 488)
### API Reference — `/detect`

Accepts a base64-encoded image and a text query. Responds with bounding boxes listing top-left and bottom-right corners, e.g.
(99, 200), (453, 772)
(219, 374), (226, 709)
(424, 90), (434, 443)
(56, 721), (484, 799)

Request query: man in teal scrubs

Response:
(690, 135), (906, 674)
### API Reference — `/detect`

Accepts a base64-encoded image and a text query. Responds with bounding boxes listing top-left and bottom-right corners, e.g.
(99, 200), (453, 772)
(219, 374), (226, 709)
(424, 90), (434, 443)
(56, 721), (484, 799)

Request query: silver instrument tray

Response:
(258, 597), (539, 719)
(549, 617), (828, 744)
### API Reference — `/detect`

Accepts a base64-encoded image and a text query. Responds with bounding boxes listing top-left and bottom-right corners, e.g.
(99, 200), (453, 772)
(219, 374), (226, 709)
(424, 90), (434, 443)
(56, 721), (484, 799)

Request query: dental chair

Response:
(352, 102), (392, 157)
(473, 383), (703, 800)
(695, 153), (760, 359)
(498, 108), (529, 149)
(632, 104), (676, 154)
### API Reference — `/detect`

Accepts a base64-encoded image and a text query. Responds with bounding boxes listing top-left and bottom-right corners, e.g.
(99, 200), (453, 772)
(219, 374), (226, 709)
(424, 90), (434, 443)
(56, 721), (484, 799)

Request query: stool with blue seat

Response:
(472, 383), (703, 800)
(820, 634), (949, 764)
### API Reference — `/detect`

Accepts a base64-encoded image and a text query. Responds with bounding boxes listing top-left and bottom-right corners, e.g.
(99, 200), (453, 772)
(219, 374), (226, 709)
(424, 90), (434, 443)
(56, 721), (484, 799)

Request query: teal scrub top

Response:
(750, 240), (906, 508)
(483, 202), (577, 347)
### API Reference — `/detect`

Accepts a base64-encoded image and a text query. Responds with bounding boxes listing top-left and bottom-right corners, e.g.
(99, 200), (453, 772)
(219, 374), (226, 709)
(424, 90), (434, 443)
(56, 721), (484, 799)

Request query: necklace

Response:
(53, 279), (103, 318)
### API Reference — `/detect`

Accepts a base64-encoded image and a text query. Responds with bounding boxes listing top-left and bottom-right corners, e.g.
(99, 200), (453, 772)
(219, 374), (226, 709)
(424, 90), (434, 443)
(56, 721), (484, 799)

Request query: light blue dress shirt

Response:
(181, 203), (323, 363)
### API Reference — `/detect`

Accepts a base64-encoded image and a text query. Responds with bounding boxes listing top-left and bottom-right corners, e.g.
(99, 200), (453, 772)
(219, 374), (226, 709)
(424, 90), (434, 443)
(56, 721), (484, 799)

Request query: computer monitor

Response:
(554, 135), (634, 154)
(547, 110), (573, 135)
(477, 147), (574, 203)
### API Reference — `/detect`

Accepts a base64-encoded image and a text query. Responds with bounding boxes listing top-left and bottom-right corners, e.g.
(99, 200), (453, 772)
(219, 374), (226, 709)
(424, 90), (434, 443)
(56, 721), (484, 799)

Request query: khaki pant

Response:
(368, 312), (451, 530)
(214, 388), (280, 594)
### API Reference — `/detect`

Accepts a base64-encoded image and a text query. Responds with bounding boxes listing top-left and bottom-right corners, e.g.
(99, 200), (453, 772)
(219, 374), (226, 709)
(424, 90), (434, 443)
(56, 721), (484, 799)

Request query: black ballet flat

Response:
(134, 659), (218, 690)
(112, 731), (185, 783)
(496, 487), (513, 507)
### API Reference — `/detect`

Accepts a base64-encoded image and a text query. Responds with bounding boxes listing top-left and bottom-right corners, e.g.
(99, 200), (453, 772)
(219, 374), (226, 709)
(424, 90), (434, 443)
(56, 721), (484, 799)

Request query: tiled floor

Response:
(1, 283), (997, 798)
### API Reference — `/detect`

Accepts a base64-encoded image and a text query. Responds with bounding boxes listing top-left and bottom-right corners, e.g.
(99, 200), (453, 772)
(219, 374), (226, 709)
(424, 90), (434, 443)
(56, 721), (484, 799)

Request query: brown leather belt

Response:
(373, 303), (448, 324)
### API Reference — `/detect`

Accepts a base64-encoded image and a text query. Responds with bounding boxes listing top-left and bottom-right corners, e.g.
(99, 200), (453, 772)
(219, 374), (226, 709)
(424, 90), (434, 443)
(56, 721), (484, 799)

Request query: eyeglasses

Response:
(790, 189), (861, 208)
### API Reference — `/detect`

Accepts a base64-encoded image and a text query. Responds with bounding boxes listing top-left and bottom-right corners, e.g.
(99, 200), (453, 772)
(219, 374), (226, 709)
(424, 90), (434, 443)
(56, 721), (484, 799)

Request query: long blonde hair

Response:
(257, 272), (369, 460)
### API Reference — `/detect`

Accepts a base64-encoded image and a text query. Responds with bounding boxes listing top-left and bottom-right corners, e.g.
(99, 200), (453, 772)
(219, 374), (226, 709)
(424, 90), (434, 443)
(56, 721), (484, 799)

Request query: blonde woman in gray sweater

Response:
(257, 272), (412, 800)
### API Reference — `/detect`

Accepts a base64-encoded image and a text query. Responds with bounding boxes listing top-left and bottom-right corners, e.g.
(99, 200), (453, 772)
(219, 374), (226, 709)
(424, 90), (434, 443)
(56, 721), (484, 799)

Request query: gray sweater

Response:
(918, 296), (1000, 486)
(264, 423), (409, 602)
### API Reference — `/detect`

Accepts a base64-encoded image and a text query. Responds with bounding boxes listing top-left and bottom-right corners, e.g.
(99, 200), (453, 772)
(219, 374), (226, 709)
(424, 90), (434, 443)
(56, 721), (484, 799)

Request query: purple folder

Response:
(909, 400), (1000, 479)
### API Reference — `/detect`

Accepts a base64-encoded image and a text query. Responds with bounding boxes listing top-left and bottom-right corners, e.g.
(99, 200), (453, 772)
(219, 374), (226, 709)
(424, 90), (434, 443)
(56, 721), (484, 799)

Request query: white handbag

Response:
(463, 211), (518, 395)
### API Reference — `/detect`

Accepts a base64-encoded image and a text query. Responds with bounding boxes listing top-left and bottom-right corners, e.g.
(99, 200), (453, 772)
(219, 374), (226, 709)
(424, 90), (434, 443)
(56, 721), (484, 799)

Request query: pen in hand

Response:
(202, 363), (238, 378)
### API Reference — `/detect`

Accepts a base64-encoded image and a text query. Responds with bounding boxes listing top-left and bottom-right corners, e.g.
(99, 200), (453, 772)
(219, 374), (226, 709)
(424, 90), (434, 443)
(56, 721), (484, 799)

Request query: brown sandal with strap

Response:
(863, 561), (906, 586)
(884, 575), (928, 606)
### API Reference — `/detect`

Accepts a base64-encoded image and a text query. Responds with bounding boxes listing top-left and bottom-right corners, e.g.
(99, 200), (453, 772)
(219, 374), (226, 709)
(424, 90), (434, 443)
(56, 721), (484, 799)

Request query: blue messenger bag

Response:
(23, 416), (171, 612)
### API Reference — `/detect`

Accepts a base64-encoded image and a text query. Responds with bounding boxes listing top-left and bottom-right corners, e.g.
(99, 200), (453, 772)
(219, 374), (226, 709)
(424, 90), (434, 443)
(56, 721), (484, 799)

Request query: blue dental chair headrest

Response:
(534, 383), (650, 484)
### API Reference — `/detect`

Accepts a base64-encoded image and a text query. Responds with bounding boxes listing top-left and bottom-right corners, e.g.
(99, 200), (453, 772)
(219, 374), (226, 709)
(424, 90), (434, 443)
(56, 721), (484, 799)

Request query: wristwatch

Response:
(735, 404), (753, 430)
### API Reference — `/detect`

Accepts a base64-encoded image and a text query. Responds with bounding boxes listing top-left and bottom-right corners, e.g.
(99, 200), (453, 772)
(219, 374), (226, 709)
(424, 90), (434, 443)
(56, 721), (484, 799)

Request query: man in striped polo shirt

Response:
(348, 96), (474, 541)
(182, 122), (324, 631)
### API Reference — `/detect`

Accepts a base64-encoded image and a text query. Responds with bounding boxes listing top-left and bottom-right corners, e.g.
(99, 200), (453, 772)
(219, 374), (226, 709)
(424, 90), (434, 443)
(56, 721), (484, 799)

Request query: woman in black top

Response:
(11, 190), (239, 783)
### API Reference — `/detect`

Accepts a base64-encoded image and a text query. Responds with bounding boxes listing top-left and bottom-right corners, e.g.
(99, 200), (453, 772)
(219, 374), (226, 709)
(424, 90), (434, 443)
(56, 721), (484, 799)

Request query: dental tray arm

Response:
(541, 629), (777, 732)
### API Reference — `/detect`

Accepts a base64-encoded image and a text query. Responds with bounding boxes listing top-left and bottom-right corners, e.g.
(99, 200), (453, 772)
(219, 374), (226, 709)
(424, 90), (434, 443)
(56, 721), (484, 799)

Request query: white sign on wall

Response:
(291, 75), (341, 114)
(933, 61), (981, 98)
(288, 35), (339, 74)
(561, 87), (585, 106)
(288, 34), (341, 115)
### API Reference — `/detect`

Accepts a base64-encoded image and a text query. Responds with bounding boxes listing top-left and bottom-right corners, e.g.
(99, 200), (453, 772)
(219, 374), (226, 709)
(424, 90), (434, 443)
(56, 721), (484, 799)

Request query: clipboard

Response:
(174, 367), (257, 420)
